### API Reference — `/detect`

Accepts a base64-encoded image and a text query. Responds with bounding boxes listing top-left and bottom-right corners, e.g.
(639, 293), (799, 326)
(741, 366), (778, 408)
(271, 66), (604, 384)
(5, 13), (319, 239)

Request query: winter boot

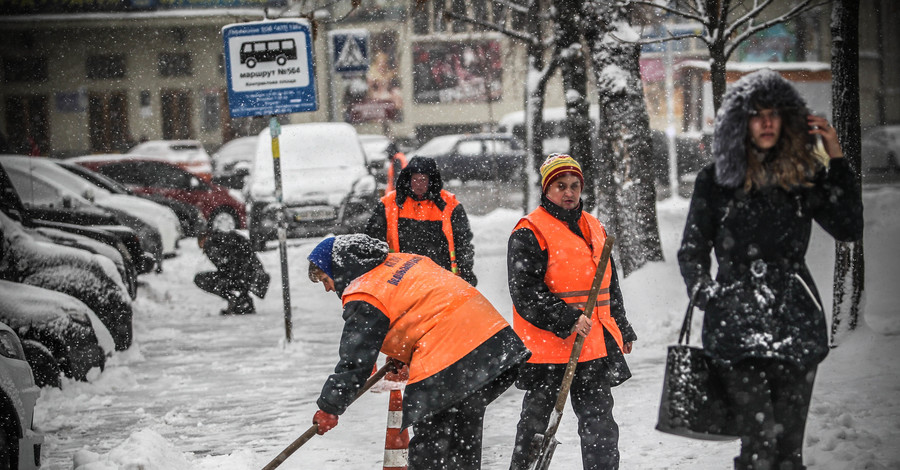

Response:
(232, 293), (256, 315)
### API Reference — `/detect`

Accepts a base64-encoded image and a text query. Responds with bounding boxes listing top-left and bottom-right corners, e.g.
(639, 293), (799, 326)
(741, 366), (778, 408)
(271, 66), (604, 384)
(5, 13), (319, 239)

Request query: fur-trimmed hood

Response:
(712, 69), (809, 188)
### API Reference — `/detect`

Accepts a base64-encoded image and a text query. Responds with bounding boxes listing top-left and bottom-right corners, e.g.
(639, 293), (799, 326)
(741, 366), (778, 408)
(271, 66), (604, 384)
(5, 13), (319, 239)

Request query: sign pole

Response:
(270, 117), (292, 342)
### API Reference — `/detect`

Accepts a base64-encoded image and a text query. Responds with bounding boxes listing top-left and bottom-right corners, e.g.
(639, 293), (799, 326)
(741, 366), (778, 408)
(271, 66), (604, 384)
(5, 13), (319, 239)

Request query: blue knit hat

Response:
(308, 236), (336, 279)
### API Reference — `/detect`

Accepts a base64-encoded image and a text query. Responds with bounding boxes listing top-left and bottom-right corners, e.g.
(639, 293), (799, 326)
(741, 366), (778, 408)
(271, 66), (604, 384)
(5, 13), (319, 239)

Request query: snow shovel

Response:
(525, 235), (616, 470)
(261, 363), (392, 470)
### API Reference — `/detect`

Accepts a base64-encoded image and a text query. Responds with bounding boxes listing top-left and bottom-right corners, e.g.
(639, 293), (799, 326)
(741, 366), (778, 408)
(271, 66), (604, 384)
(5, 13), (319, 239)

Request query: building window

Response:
(87, 55), (126, 80)
(412, 0), (512, 36)
(2, 56), (48, 83)
(158, 53), (193, 77)
(202, 93), (221, 132)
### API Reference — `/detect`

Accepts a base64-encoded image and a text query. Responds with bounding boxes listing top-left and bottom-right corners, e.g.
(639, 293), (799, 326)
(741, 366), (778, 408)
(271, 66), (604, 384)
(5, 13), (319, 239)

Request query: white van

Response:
(246, 122), (378, 250)
(497, 105), (600, 156)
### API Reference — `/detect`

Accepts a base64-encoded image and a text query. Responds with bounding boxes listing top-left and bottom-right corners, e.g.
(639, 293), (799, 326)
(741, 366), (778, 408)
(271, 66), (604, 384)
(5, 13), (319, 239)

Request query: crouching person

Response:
(194, 229), (270, 315)
(307, 234), (531, 469)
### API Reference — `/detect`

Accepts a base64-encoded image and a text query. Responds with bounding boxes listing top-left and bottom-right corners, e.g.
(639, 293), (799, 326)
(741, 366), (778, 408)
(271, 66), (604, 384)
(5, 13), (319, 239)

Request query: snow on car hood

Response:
(95, 194), (182, 254)
(249, 166), (367, 206)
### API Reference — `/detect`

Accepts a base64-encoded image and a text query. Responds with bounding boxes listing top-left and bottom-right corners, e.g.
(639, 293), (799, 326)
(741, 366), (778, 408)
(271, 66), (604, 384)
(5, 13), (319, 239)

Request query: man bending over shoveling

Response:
(307, 234), (530, 469)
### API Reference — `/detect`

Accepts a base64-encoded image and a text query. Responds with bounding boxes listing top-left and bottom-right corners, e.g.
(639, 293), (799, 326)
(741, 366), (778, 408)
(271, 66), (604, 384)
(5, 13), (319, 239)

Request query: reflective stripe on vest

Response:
(381, 189), (460, 275)
(342, 253), (507, 384)
(512, 207), (624, 364)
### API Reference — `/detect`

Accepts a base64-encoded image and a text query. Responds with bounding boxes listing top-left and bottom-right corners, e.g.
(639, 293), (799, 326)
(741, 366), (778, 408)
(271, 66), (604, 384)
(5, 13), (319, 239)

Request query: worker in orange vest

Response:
(365, 156), (477, 286)
(507, 154), (637, 470)
(307, 234), (530, 469)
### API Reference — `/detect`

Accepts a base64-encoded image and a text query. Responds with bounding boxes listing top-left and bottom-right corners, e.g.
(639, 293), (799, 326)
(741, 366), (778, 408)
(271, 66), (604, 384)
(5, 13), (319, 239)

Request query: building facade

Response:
(0, 0), (896, 158)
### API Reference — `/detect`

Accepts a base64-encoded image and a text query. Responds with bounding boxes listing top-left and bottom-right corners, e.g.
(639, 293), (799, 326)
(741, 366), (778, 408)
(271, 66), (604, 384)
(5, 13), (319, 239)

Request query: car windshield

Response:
(413, 135), (463, 157)
(255, 125), (366, 171)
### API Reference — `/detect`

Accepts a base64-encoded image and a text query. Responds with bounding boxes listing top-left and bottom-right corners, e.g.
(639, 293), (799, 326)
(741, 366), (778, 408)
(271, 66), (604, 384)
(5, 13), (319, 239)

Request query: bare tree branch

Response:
(723, 1), (828, 59)
(627, 0), (707, 24)
(443, 9), (537, 44)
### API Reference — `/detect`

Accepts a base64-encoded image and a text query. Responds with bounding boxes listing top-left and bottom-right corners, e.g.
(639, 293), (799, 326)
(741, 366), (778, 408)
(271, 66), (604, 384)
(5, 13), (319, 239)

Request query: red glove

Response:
(384, 357), (409, 382)
(313, 410), (339, 435)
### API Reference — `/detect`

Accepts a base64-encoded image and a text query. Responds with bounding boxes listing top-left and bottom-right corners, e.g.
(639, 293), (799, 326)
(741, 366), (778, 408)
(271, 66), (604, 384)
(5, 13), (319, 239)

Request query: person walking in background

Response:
(677, 69), (863, 470)
(365, 156), (477, 286)
(194, 229), (270, 315)
(507, 154), (637, 470)
(384, 140), (408, 194)
(306, 234), (530, 469)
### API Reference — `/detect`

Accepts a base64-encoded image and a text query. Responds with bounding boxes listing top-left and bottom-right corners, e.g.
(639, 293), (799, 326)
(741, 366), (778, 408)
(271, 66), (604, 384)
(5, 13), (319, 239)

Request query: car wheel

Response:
(208, 210), (238, 232)
(22, 339), (61, 388)
(0, 423), (14, 470)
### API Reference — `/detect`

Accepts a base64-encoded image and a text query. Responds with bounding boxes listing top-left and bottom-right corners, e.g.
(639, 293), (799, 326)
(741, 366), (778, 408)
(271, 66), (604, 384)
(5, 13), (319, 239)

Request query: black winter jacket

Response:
(317, 234), (529, 429)
(203, 230), (268, 296)
(678, 159), (863, 368)
(508, 195), (636, 387)
(365, 156), (477, 286)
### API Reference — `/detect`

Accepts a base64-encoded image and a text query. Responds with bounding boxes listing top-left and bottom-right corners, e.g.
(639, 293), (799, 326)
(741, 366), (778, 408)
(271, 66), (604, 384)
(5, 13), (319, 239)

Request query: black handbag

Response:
(655, 299), (738, 441)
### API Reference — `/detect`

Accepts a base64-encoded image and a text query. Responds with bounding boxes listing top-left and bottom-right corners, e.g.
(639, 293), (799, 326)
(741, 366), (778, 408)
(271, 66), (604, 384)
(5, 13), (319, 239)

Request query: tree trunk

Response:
(556, 0), (595, 211)
(522, 0), (550, 211)
(585, 1), (663, 276)
(830, 0), (865, 347)
(709, 43), (728, 114)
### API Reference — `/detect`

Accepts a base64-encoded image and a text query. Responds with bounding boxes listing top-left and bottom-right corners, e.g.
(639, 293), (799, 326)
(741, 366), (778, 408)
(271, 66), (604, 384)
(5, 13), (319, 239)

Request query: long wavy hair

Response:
(743, 102), (819, 191)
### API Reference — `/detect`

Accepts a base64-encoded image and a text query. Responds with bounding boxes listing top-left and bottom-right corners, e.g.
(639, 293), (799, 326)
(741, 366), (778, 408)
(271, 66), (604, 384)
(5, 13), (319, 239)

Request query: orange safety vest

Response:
(385, 152), (408, 194)
(512, 207), (624, 364)
(381, 189), (460, 276)
(342, 253), (508, 384)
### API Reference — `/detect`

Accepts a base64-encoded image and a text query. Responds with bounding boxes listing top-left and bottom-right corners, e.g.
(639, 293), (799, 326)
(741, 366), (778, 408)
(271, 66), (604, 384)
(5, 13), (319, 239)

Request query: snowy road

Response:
(33, 184), (900, 470)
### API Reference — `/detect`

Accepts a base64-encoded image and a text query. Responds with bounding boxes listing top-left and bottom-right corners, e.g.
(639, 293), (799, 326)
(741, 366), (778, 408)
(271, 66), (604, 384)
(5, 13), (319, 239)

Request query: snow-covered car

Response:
(1, 165), (145, 298)
(246, 123), (378, 250)
(68, 156), (246, 232)
(127, 139), (213, 182)
(0, 320), (44, 469)
(57, 160), (207, 238)
(0, 281), (113, 387)
(1, 155), (181, 258)
(409, 133), (526, 182)
(211, 136), (258, 189)
(861, 125), (900, 182)
(1, 210), (133, 351)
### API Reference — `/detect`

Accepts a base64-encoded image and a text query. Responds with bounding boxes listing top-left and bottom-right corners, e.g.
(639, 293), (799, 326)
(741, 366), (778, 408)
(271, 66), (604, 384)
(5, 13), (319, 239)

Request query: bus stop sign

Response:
(223, 19), (317, 117)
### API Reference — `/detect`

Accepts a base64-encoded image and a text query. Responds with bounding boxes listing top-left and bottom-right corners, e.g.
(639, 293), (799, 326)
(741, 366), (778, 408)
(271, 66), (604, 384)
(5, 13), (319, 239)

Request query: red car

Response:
(67, 156), (246, 231)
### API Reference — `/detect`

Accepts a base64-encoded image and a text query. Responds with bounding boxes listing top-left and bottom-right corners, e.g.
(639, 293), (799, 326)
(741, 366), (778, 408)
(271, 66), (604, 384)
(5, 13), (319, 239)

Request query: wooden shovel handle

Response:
(261, 363), (392, 470)
(546, 236), (616, 440)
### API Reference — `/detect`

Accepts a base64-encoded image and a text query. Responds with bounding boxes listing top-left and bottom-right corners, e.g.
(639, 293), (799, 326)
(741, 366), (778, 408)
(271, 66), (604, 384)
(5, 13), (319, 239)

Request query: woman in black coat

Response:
(677, 69), (863, 470)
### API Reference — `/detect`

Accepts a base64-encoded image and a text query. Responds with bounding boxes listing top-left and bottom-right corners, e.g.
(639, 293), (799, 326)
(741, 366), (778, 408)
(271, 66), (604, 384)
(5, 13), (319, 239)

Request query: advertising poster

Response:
(412, 40), (502, 104)
(340, 31), (402, 123)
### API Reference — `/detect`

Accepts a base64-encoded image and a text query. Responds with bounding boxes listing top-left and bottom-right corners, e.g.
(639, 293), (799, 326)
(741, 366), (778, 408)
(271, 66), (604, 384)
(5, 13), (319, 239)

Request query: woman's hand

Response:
(572, 314), (592, 337)
(807, 114), (843, 159)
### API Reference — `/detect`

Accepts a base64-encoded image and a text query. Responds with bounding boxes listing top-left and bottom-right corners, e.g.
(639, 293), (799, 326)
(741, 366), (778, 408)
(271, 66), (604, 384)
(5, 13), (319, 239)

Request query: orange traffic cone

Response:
(383, 388), (409, 470)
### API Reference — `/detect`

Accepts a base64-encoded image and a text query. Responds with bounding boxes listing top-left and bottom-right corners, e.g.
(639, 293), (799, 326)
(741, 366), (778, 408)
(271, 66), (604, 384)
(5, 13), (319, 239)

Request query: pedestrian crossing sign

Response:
(329, 29), (369, 74)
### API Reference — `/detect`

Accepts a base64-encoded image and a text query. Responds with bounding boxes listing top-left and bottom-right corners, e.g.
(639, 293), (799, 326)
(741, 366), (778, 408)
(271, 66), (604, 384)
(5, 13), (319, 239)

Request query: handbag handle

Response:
(678, 297), (696, 346)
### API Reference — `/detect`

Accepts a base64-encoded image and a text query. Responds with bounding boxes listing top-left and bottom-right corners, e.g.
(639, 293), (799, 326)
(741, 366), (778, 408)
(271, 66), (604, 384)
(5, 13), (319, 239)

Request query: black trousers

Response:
(718, 358), (817, 470)
(408, 367), (518, 470)
(194, 271), (249, 302)
(510, 361), (619, 470)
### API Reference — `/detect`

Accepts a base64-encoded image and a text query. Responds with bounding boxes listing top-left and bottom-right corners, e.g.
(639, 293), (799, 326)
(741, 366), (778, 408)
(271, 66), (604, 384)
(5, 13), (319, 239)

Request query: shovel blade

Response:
(525, 433), (560, 470)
